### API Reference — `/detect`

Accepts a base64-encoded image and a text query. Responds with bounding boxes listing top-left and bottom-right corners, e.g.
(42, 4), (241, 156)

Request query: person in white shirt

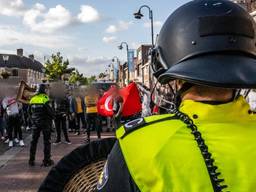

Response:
(2, 96), (24, 147)
(138, 84), (152, 118)
(246, 90), (256, 112)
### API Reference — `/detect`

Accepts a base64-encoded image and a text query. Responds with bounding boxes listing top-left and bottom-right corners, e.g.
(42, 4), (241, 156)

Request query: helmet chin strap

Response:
(151, 80), (239, 113)
(150, 80), (194, 112)
(173, 83), (194, 107)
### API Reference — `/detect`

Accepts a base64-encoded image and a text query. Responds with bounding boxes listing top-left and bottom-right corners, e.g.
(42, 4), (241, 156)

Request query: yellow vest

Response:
(116, 97), (256, 192)
(76, 97), (83, 113)
(85, 95), (98, 114)
(30, 94), (49, 104)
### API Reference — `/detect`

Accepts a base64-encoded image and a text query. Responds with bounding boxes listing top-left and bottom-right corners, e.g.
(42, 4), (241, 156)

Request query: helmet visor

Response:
(159, 53), (256, 89)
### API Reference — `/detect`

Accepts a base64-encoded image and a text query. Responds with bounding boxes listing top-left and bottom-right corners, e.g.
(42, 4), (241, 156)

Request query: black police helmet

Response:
(152, 0), (256, 88)
(37, 84), (47, 94)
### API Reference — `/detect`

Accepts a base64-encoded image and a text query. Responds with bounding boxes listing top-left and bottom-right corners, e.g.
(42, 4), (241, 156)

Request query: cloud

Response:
(0, 49), (16, 55)
(70, 56), (111, 76)
(0, 0), (25, 16)
(106, 21), (133, 33)
(0, 25), (72, 48)
(0, 1), (101, 33)
(23, 4), (72, 33)
(144, 21), (163, 28)
(77, 5), (100, 23)
(33, 3), (46, 11)
(102, 36), (117, 44)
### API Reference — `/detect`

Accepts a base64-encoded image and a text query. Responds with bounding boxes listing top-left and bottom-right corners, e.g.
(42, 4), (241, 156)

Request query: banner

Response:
(113, 62), (119, 81)
(128, 49), (135, 72)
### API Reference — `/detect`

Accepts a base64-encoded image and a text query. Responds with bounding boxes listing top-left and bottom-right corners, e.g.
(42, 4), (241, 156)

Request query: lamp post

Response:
(134, 5), (154, 46)
(118, 42), (129, 85)
(134, 5), (155, 89)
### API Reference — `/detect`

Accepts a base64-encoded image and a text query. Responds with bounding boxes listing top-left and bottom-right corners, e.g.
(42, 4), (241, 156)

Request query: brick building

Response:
(134, 45), (152, 88)
(0, 49), (44, 86)
(116, 45), (152, 87)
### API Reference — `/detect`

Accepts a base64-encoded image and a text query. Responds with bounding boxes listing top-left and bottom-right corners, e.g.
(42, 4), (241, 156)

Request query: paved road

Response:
(0, 132), (115, 192)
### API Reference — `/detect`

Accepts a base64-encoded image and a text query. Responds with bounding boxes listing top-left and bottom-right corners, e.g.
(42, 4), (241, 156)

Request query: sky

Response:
(0, 0), (190, 77)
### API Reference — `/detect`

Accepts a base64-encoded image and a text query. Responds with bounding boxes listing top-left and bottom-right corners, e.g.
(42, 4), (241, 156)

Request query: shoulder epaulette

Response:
(120, 115), (178, 139)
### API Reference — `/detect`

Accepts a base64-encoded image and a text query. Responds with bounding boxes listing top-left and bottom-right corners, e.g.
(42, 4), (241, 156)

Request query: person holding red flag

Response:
(112, 86), (124, 130)
(97, 83), (142, 129)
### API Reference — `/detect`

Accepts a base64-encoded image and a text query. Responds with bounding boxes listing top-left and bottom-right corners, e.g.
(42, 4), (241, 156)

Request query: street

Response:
(0, 132), (114, 192)
(0, 0), (256, 191)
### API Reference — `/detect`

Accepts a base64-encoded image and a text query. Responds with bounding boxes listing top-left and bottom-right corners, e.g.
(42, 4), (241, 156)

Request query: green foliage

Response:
(44, 52), (70, 80)
(87, 75), (96, 84)
(69, 70), (88, 85)
(45, 52), (97, 86)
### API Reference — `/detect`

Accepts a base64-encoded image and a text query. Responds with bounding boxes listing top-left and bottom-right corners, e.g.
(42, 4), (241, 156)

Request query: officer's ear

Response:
(170, 80), (184, 92)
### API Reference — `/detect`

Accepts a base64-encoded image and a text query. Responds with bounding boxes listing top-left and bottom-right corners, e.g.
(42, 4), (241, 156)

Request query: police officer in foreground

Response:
(97, 0), (256, 191)
(29, 84), (55, 167)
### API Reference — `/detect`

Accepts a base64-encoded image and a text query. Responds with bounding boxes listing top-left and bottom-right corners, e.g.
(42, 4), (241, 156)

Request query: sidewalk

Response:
(0, 132), (114, 192)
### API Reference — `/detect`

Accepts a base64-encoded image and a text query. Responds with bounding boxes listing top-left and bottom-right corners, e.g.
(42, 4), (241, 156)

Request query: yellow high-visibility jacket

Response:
(98, 96), (256, 192)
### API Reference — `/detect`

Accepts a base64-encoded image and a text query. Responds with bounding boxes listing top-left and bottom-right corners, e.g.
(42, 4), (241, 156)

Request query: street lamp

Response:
(134, 5), (155, 90)
(134, 5), (154, 46)
(118, 42), (129, 84)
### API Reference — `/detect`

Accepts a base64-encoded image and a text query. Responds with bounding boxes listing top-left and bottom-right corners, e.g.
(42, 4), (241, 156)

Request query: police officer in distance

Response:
(29, 84), (55, 167)
(97, 0), (256, 191)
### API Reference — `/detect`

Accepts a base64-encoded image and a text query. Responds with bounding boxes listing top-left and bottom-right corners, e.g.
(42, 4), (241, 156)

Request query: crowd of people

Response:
(2, 78), (255, 168)
(0, 96), (26, 148)
(0, 81), (136, 166)
(1, 80), (255, 150)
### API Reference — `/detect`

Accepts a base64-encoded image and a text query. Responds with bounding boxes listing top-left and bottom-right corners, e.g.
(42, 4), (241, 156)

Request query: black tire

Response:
(39, 138), (116, 192)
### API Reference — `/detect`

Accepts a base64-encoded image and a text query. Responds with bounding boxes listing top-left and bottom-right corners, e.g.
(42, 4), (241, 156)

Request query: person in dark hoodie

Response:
(53, 93), (71, 145)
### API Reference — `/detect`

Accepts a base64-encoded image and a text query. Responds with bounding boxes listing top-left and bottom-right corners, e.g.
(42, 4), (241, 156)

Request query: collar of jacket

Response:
(179, 96), (252, 123)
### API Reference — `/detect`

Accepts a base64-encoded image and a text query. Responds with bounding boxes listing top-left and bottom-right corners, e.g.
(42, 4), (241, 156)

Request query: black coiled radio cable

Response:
(169, 104), (228, 192)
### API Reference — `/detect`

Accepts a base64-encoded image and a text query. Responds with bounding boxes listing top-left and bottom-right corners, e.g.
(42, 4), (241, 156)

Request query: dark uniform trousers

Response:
(87, 113), (101, 139)
(55, 114), (69, 141)
(30, 122), (51, 161)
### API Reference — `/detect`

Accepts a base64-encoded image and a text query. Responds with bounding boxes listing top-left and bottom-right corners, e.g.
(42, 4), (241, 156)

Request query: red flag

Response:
(97, 88), (114, 117)
(97, 83), (142, 117)
(120, 82), (142, 117)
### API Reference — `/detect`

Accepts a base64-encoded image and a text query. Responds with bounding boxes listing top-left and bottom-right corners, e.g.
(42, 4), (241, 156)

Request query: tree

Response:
(87, 75), (96, 84)
(69, 70), (88, 85)
(44, 52), (71, 81)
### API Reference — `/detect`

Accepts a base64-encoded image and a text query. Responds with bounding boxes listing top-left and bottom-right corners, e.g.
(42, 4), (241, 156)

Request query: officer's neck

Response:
(181, 88), (233, 103)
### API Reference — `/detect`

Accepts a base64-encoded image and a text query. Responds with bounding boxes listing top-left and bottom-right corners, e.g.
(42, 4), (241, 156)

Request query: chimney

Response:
(17, 49), (23, 57)
(29, 54), (34, 61)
